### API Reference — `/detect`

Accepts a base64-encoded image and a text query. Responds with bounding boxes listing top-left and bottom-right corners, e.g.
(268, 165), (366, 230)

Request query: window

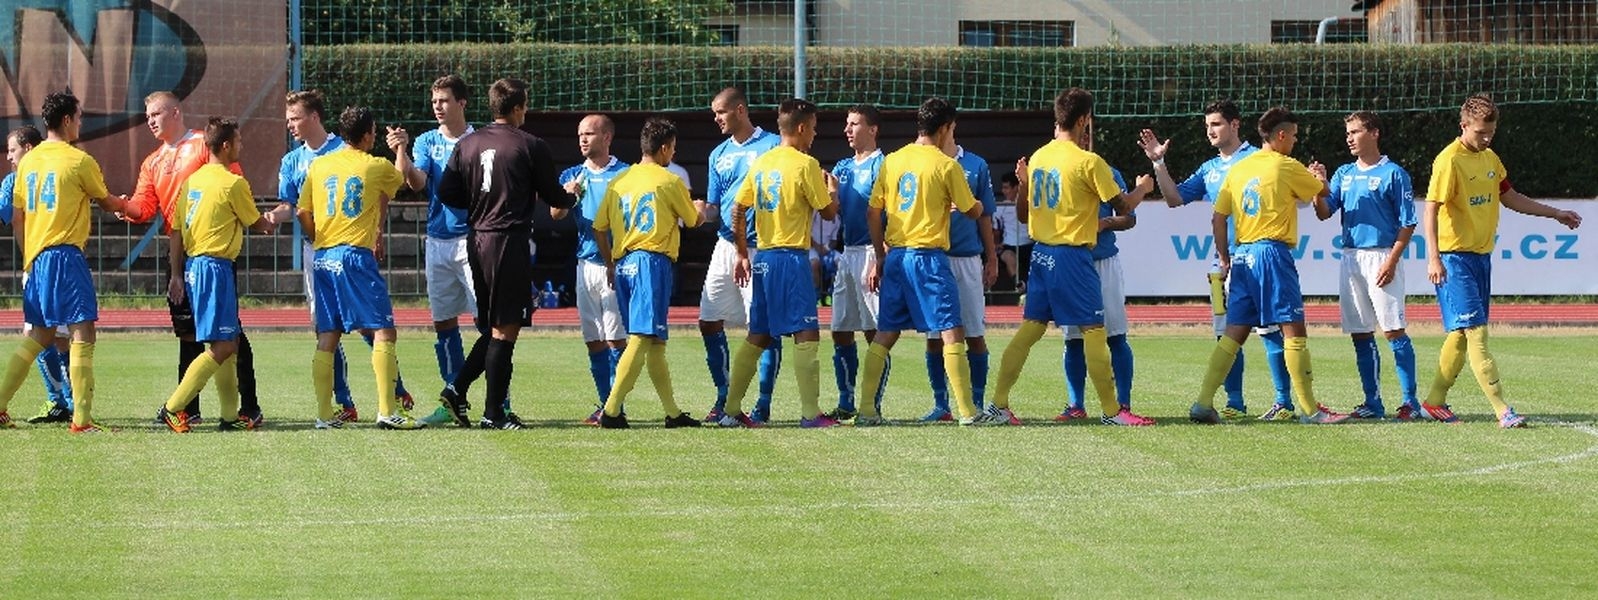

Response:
(959, 20), (1075, 47)
(709, 25), (739, 46)
(1271, 19), (1368, 43)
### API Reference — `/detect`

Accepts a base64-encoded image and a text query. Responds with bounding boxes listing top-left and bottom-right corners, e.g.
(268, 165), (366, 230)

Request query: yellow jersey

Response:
(734, 146), (831, 250)
(1425, 139), (1506, 254)
(868, 143), (977, 250)
(301, 147), (403, 250)
(12, 140), (110, 270)
(175, 164), (261, 261)
(1215, 149), (1325, 247)
(1024, 139), (1121, 247)
(595, 163), (700, 261)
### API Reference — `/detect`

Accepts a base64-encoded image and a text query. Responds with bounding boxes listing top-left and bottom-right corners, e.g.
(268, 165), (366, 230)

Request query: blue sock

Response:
(58, 344), (73, 410)
(588, 349), (612, 409)
(434, 327), (465, 386)
(1223, 343), (1246, 412)
(1107, 334), (1134, 409)
(608, 346), (623, 394)
(703, 331), (729, 411)
(969, 350), (989, 411)
(333, 343), (354, 409)
(1260, 329), (1291, 407)
(35, 346), (64, 407)
(1353, 336), (1382, 411)
(754, 339), (782, 418)
(363, 332), (410, 400)
(833, 342), (858, 412)
(925, 351), (949, 413)
(1063, 339), (1086, 411)
(1390, 334), (1419, 408)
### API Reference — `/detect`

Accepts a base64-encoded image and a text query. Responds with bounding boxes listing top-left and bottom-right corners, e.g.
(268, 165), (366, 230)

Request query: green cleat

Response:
(26, 401), (73, 424)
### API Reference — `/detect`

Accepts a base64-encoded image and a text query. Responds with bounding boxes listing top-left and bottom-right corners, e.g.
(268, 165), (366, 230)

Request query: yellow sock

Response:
(1425, 330), (1467, 407)
(1463, 327), (1509, 417)
(1282, 336), (1319, 415)
(794, 340), (822, 420)
(858, 343), (891, 417)
(604, 335), (649, 417)
(1196, 336), (1241, 410)
(723, 341), (763, 416)
(0, 337), (45, 414)
(1081, 327), (1118, 416)
(992, 320), (1047, 409)
(165, 354), (221, 413)
(68, 341), (94, 427)
(646, 341), (682, 416)
(372, 340), (399, 416)
(313, 350), (335, 421)
(214, 355), (241, 421)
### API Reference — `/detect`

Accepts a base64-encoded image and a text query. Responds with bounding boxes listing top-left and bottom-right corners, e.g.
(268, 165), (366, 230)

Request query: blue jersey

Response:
(1327, 156), (1417, 249)
(948, 147), (996, 257)
(413, 127), (473, 239)
(0, 172), (13, 225)
(560, 156), (629, 264)
(1175, 141), (1258, 205)
(707, 128), (779, 245)
(1092, 168), (1133, 261)
(277, 134), (345, 205)
(831, 149), (883, 247)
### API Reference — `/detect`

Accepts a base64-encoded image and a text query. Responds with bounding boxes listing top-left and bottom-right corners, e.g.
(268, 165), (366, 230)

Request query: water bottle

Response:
(1207, 262), (1226, 316)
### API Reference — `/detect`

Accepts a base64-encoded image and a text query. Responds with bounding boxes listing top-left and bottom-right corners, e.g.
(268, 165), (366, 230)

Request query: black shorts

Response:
(467, 229), (534, 330)
(168, 295), (196, 338)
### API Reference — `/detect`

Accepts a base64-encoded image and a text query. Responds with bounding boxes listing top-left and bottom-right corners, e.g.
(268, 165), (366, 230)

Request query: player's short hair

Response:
(286, 89), (327, 120)
(1203, 99), (1242, 124)
(489, 78), (528, 118)
(1053, 88), (1095, 131)
(583, 114), (614, 135)
(143, 91), (179, 107)
(640, 117), (677, 155)
(1000, 171), (1019, 187)
(1461, 94), (1498, 123)
(432, 75), (469, 102)
(777, 98), (818, 134)
(848, 104), (881, 127)
(1345, 110), (1382, 134)
(916, 97), (957, 136)
(715, 87), (748, 109)
(203, 117), (240, 155)
(1256, 106), (1298, 138)
(337, 105), (376, 142)
(41, 91), (80, 131)
(9, 124), (42, 148)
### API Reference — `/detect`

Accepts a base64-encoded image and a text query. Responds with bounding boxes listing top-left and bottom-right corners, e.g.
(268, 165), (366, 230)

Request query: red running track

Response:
(11, 304), (1598, 330)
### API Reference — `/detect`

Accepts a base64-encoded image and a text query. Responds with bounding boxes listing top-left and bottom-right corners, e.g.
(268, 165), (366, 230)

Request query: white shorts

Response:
(426, 236), (477, 322)
(576, 260), (625, 342)
(1339, 247), (1407, 334)
(1066, 254), (1128, 339)
(699, 237), (753, 325)
(831, 245), (878, 332)
(927, 255), (985, 338)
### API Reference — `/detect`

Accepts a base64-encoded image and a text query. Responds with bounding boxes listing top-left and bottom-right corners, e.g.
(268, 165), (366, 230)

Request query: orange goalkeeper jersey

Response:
(126, 129), (242, 233)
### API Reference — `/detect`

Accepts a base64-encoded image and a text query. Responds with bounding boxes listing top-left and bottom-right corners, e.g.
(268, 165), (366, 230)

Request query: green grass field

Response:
(2, 328), (1595, 598)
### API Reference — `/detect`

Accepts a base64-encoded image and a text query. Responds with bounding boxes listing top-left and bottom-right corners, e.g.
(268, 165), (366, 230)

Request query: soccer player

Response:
(992, 172), (1030, 291)
(1190, 107), (1347, 425)
(918, 128), (998, 422)
(297, 106), (419, 430)
(0, 90), (127, 432)
(857, 97), (992, 427)
(716, 98), (840, 428)
(120, 91), (266, 427)
(552, 114), (629, 423)
(1419, 94), (1581, 428)
(436, 78), (577, 429)
(0, 125), (74, 423)
(592, 117), (706, 429)
(156, 118), (280, 432)
(1059, 156), (1139, 421)
(1139, 100), (1296, 420)
(1314, 111), (1422, 420)
(990, 88), (1155, 427)
(699, 87), (783, 424)
(825, 104), (886, 420)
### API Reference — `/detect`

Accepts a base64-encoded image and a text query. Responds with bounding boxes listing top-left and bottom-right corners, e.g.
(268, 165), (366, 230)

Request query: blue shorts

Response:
(312, 245), (395, 333)
(1437, 252), (1490, 331)
(878, 247), (961, 334)
(23, 246), (97, 328)
(186, 256), (241, 342)
(1023, 243), (1103, 326)
(616, 250), (674, 340)
(1226, 240), (1304, 328)
(750, 248), (820, 337)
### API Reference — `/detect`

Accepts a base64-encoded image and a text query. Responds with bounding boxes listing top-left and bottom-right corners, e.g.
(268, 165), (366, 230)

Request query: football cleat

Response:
(853, 415), (891, 427)
(1347, 405), (1384, 420)
(158, 407), (192, 433)
(479, 416), (525, 430)
(1220, 406), (1250, 420)
(1257, 404), (1297, 421)
(398, 391), (416, 412)
(599, 412), (630, 429)
(1102, 409), (1155, 427)
(0, 411), (14, 429)
(335, 405), (359, 423)
(1300, 405), (1351, 424)
(663, 413), (700, 429)
(1054, 407), (1089, 422)
(438, 387), (472, 428)
(238, 406), (264, 429)
(1499, 408), (1528, 429)
(958, 412), (1006, 426)
(582, 408), (603, 426)
(216, 417), (256, 431)
(26, 402), (72, 424)
(1189, 403), (1222, 425)
(918, 407), (954, 423)
(68, 422), (104, 434)
(701, 408), (726, 424)
(826, 407), (857, 421)
(314, 417), (344, 430)
(800, 414), (842, 428)
(1422, 403), (1459, 424)
(716, 412), (766, 428)
(987, 406), (1023, 426)
(376, 412), (427, 430)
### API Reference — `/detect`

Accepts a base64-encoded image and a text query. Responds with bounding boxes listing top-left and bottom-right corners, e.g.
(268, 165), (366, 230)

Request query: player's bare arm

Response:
(166, 231), (186, 304)
(1211, 211), (1231, 280)
(1502, 188), (1584, 229)
(1422, 201), (1445, 285)
(730, 203), (752, 287)
(387, 126), (423, 191)
(1377, 225), (1415, 288)
(865, 205), (886, 293)
(1138, 129), (1185, 207)
(818, 172), (840, 220)
(1013, 157), (1030, 224)
(1111, 174), (1155, 216)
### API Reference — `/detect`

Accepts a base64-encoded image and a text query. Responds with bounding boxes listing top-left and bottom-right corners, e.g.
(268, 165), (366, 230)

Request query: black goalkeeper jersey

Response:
(438, 122), (575, 232)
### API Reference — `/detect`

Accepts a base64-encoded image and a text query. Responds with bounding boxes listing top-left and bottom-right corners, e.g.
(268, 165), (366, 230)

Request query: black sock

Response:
(179, 339), (205, 415)
(236, 331), (259, 413)
(483, 338), (516, 421)
(452, 335), (490, 395)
